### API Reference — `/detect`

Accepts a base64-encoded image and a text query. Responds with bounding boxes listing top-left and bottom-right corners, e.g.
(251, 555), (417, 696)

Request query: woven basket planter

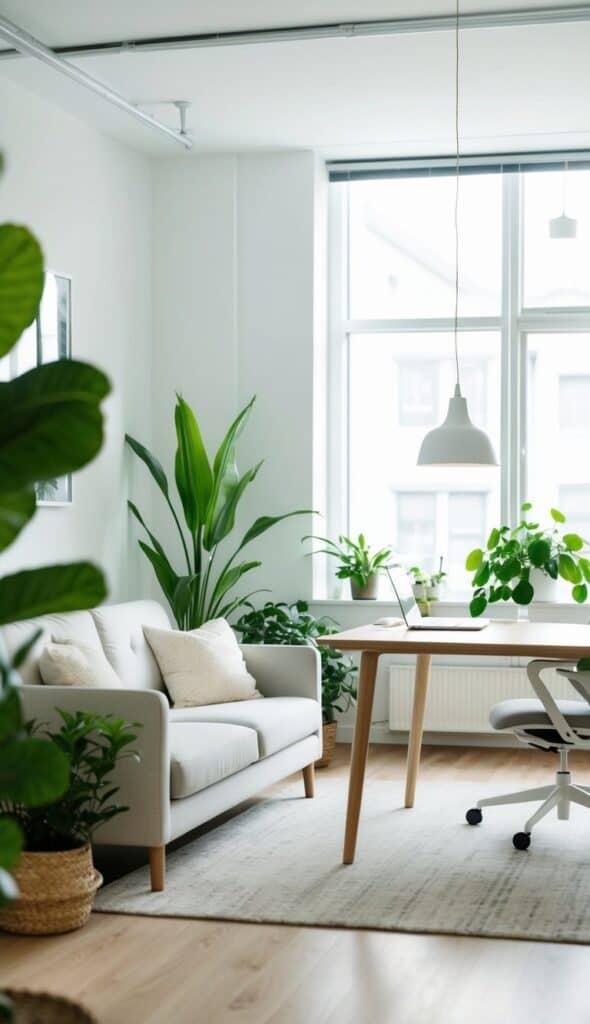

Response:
(315, 720), (337, 769)
(3, 989), (96, 1024)
(0, 843), (102, 936)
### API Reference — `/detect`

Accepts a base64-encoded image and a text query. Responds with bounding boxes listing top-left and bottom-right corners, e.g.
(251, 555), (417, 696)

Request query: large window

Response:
(329, 159), (590, 596)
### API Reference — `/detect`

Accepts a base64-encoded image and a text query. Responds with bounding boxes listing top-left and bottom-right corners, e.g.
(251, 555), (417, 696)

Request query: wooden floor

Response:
(2, 743), (590, 1024)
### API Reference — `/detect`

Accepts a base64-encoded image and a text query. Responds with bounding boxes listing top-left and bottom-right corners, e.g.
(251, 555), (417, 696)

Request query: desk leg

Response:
(404, 653), (432, 809)
(343, 651), (379, 865)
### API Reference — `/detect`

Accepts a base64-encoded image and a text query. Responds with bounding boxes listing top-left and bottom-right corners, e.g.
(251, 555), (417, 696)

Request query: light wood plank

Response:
(2, 746), (590, 1024)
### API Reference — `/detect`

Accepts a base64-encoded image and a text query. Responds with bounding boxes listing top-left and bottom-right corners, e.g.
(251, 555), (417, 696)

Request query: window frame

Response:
(327, 162), (590, 597)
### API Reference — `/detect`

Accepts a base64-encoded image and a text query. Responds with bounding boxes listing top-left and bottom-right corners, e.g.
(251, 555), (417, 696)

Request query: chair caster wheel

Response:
(512, 831), (531, 851)
(466, 808), (482, 826)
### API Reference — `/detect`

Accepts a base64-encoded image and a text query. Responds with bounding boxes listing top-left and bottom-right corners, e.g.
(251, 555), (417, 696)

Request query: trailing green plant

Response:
(466, 503), (589, 617)
(2, 710), (139, 852)
(126, 396), (310, 630)
(304, 533), (392, 588)
(0, 183), (110, 912)
(234, 600), (357, 723)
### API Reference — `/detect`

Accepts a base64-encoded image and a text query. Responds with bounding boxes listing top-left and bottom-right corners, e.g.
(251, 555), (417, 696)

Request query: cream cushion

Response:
(143, 618), (261, 708)
(169, 722), (259, 799)
(39, 640), (121, 688)
(170, 696), (320, 757)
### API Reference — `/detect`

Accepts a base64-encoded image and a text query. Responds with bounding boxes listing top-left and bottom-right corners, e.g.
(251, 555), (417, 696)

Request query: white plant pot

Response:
(530, 569), (560, 602)
(427, 584), (440, 601)
(412, 582), (427, 601)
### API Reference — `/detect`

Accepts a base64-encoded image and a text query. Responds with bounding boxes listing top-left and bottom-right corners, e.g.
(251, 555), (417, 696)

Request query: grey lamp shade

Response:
(417, 394), (498, 467)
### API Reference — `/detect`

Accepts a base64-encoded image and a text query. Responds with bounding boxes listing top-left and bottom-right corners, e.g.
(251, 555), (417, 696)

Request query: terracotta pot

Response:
(0, 843), (102, 936)
(350, 575), (378, 600)
(315, 721), (337, 768)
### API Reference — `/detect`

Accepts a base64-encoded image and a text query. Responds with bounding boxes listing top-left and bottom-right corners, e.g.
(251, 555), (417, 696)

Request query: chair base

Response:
(467, 748), (590, 842)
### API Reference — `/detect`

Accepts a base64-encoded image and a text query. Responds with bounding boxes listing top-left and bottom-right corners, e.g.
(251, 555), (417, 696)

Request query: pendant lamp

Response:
(417, 0), (498, 468)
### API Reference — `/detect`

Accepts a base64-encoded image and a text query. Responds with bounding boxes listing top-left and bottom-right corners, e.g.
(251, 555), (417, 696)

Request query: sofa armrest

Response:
(240, 644), (322, 705)
(20, 686), (171, 848)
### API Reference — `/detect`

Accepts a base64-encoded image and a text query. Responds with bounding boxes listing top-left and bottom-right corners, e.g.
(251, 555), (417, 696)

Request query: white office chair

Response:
(466, 659), (590, 849)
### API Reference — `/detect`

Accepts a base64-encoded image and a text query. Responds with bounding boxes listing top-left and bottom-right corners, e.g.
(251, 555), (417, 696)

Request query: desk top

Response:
(316, 620), (590, 658)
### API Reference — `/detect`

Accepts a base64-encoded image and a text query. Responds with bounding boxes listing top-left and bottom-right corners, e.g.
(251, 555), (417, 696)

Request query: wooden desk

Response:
(317, 620), (590, 864)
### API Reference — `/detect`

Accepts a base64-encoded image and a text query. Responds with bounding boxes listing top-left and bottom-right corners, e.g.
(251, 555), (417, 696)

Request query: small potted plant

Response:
(466, 503), (589, 617)
(304, 533), (392, 599)
(0, 709), (139, 936)
(427, 557), (447, 601)
(235, 601), (357, 768)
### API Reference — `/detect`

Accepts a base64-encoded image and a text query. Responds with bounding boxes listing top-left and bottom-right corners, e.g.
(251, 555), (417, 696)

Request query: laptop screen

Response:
(386, 568), (422, 626)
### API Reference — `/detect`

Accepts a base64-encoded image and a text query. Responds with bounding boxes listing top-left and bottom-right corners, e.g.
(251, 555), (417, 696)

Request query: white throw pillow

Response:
(39, 640), (121, 688)
(143, 618), (261, 707)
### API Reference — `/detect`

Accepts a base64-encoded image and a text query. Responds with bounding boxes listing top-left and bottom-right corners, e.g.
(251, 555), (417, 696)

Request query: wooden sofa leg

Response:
(149, 845), (166, 891)
(303, 763), (315, 798)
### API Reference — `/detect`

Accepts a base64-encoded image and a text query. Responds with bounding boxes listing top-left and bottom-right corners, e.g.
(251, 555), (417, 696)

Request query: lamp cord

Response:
(453, 0), (461, 397)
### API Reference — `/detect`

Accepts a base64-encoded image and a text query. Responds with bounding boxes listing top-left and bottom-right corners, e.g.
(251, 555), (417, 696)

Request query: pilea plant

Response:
(466, 503), (589, 617)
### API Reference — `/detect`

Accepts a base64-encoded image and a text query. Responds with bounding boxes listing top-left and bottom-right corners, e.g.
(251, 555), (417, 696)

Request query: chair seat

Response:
(169, 697), (320, 757)
(490, 698), (590, 733)
(169, 722), (259, 799)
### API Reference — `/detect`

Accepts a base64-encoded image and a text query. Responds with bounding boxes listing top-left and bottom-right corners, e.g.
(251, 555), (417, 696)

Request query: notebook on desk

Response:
(386, 567), (489, 631)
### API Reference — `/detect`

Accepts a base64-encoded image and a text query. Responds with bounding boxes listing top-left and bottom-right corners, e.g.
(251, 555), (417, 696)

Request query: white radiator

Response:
(389, 665), (573, 734)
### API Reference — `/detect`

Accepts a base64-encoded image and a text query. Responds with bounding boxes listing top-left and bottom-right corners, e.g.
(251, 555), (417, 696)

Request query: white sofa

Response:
(2, 600), (322, 891)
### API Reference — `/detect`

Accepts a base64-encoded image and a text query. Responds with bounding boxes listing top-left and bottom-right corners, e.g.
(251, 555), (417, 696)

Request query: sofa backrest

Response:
(1, 599), (171, 691)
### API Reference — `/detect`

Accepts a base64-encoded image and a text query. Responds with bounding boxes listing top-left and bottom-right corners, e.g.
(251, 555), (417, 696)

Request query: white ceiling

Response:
(0, 2), (589, 159)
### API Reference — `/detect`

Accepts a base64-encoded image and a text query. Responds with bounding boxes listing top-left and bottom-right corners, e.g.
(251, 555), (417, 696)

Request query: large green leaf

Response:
(237, 510), (313, 554)
(0, 736), (69, 805)
(138, 541), (180, 618)
(204, 398), (255, 548)
(0, 488), (36, 552)
(0, 817), (22, 871)
(209, 560), (261, 615)
(174, 395), (212, 534)
(125, 434), (170, 498)
(128, 501), (172, 564)
(0, 562), (106, 624)
(558, 553), (582, 585)
(0, 223), (44, 357)
(0, 687), (23, 742)
(204, 461), (263, 550)
(0, 360), (110, 492)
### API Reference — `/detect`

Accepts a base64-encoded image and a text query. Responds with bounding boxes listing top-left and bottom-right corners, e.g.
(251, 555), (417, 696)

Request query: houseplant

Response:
(466, 503), (589, 617)
(410, 558), (447, 603)
(304, 533), (392, 599)
(0, 172), (110, 1019)
(126, 396), (310, 629)
(235, 600), (357, 767)
(0, 710), (138, 936)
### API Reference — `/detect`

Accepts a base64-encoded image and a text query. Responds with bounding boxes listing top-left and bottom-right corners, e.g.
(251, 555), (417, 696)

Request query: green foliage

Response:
(304, 533), (392, 589)
(409, 557), (446, 588)
(466, 503), (588, 616)
(127, 395), (311, 629)
(235, 601), (357, 724)
(0, 203), (110, 909)
(2, 710), (139, 852)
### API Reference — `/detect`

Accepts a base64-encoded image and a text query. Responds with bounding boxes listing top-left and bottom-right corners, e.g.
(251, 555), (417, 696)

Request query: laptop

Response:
(386, 567), (489, 631)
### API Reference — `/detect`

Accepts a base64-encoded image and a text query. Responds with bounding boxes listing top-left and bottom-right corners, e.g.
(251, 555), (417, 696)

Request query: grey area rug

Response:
(95, 777), (590, 943)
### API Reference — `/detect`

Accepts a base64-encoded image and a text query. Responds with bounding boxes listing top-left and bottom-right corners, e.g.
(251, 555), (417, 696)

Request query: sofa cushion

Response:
(91, 601), (170, 690)
(39, 640), (121, 688)
(144, 619), (261, 707)
(169, 697), (320, 758)
(1, 611), (102, 686)
(169, 722), (259, 799)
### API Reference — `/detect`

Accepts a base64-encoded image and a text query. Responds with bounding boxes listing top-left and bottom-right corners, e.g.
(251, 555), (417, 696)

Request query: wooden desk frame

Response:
(318, 620), (590, 865)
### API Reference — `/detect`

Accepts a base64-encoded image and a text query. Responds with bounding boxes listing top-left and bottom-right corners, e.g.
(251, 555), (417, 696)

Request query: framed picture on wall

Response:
(0, 270), (72, 506)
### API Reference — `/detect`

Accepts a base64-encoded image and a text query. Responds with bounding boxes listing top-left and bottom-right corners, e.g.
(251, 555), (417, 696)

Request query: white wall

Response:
(0, 78), (153, 602)
(150, 151), (327, 602)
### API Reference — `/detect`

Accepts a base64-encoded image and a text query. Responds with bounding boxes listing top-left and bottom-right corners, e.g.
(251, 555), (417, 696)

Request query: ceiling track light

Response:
(0, 13), (193, 150)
